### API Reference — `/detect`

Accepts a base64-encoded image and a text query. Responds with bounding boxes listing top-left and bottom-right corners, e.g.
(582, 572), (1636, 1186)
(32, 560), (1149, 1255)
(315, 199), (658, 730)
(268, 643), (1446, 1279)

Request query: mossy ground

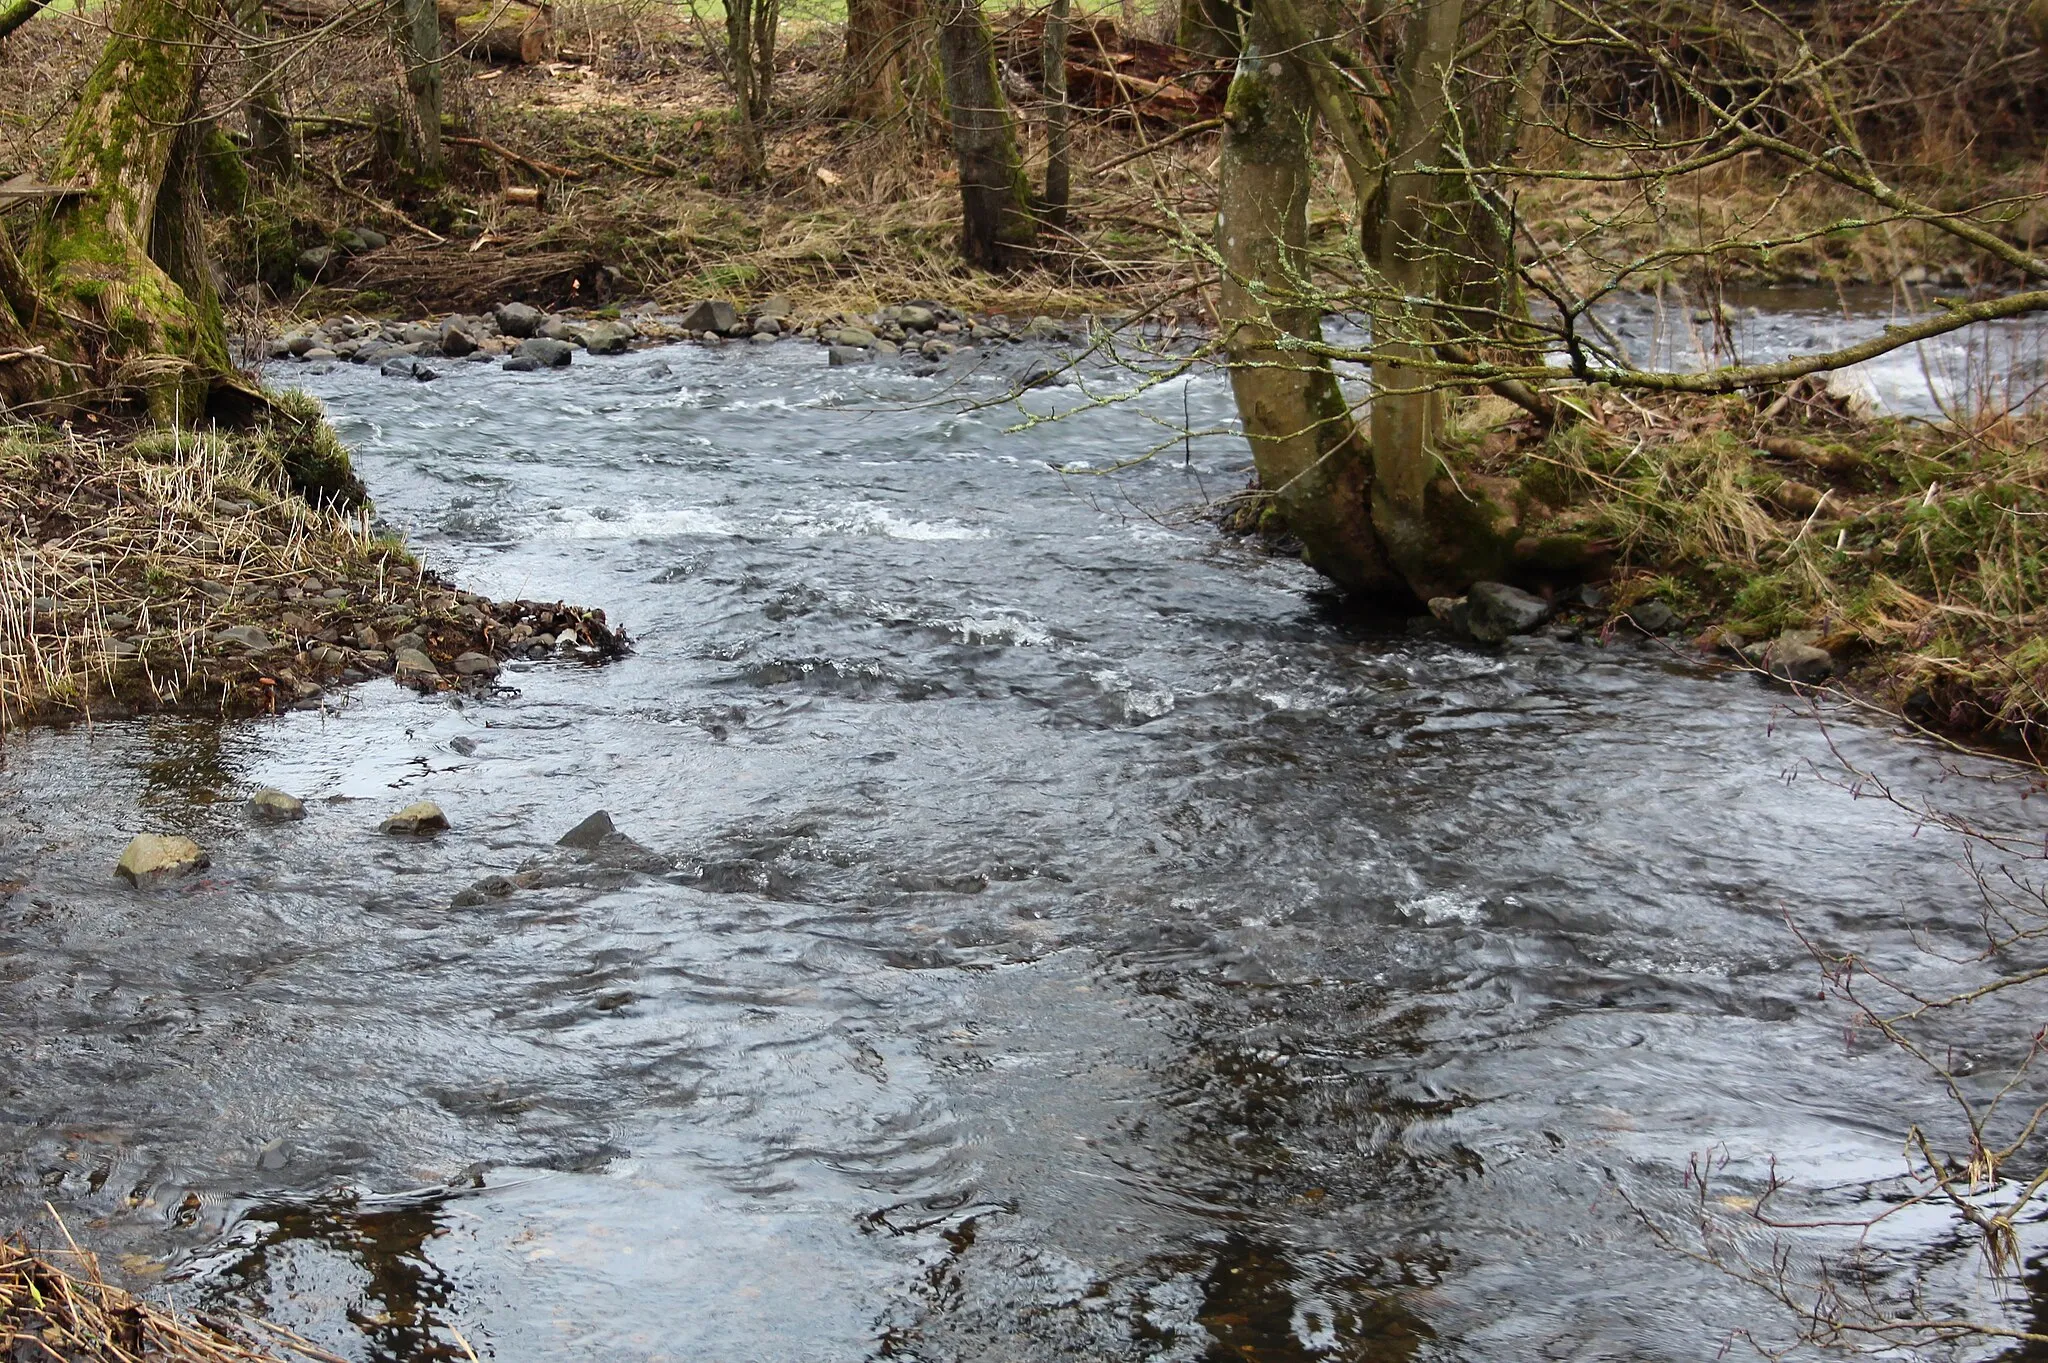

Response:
(1448, 384), (2048, 750)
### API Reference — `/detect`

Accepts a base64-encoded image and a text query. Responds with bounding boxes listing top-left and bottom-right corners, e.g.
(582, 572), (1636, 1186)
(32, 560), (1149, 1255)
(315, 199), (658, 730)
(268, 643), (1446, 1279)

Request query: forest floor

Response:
(4, 8), (2048, 750)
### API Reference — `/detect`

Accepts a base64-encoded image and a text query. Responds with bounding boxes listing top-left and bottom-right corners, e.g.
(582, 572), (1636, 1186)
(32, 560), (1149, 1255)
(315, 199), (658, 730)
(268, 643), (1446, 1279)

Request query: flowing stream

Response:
(2, 326), (2044, 1361)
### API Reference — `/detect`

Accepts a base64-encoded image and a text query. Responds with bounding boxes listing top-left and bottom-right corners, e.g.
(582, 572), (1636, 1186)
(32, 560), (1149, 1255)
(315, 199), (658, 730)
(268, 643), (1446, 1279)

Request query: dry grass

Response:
(1, 1224), (341, 1363)
(0, 416), (407, 728)
(1482, 379), (2048, 745)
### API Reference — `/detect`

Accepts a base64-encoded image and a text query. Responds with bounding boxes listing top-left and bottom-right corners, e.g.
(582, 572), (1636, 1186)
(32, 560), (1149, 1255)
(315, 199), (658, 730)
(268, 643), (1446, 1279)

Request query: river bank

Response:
(0, 404), (625, 731)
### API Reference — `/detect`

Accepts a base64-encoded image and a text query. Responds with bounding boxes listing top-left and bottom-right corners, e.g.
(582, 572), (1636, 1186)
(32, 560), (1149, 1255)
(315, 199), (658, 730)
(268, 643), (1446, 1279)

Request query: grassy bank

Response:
(0, 408), (624, 731)
(1457, 383), (2048, 749)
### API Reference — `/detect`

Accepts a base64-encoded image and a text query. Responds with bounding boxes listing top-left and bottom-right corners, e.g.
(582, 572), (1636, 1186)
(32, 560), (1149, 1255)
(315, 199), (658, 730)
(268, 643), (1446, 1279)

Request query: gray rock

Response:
(116, 834), (209, 884)
(502, 355), (542, 373)
(1759, 633), (1834, 684)
(1464, 581), (1551, 644)
(677, 299), (738, 334)
(303, 347), (338, 361)
(248, 787), (307, 822)
(557, 809), (616, 849)
(356, 228), (389, 250)
(381, 356), (438, 381)
(827, 345), (870, 367)
(394, 647), (438, 681)
(896, 305), (937, 331)
(1627, 600), (1680, 634)
(215, 624), (274, 652)
(539, 316), (582, 343)
(297, 245), (337, 278)
(453, 650), (500, 677)
(750, 317), (781, 336)
(495, 302), (544, 338)
(755, 294), (792, 320)
(352, 340), (400, 366)
(1022, 315), (1067, 341)
(749, 331), (778, 345)
(514, 337), (574, 368)
(439, 323), (477, 357)
(452, 874), (517, 907)
(832, 326), (878, 348)
(380, 801), (449, 835)
(390, 631), (426, 653)
(581, 320), (635, 355)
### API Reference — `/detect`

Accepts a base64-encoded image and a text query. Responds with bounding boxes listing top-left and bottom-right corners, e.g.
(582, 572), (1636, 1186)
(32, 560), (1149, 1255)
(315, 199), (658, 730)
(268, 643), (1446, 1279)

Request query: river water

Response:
(2, 331), (2044, 1361)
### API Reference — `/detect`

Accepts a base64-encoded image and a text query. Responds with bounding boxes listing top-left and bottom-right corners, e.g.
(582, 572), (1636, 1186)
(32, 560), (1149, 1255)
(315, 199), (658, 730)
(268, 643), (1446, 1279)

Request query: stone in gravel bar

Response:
(495, 301), (544, 337)
(503, 355), (541, 372)
(832, 326), (877, 348)
(393, 647), (438, 681)
(215, 624), (273, 652)
(677, 299), (738, 333)
(439, 323), (478, 357)
(582, 320), (635, 355)
(380, 801), (449, 835)
(828, 345), (870, 366)
(248, 788), (307, 821)
(116, 834), (208, 884)
(453, 651), (500, 677)
(514, 337), (574, 368)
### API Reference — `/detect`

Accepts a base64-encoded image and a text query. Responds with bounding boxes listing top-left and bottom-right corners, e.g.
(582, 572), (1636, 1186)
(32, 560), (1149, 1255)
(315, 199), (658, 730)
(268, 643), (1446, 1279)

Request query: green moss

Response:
(255, 389), (369, 511)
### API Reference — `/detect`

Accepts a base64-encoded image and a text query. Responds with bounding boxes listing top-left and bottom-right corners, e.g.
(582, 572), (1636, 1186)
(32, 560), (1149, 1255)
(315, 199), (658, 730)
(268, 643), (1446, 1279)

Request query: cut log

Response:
(438, 0), (552, 64)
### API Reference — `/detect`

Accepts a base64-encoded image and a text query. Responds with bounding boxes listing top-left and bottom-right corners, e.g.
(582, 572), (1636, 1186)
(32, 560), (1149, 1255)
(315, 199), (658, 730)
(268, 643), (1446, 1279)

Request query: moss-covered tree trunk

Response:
(935, 0), (1036, 268)
(1041, 0), (1071, 228)
(1215, 6), (1401, 598)
(0, 0), (250, 422)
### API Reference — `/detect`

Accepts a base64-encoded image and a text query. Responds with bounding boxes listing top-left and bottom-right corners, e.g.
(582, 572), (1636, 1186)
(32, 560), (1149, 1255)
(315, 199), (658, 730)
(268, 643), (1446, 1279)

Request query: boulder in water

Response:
(1464, 582), (1550, 644)
(677, 299), (738, 334)
(557, 809), (616, 849)
(116, 834), (208, 884)
(380, 801), (449, 835)
(247, 788), (307, 822)
(514, 337), (574, 368)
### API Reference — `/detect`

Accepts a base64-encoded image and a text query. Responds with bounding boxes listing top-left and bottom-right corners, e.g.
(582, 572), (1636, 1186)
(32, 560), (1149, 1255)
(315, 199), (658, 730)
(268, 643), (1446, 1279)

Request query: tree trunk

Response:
(753, 0), (779, 117)
(396, 0), (443, 174)
(1365, 0), (1517, 599)
(0, 0), (49, 41)
(1215, 5), (1401, 598)
(935, 0), (1035, 268)
(1175, 0), (1238, 61)
(1041, 0), (1070, 227)
(235, 0), (296, 178)
(725, 0), (766, 173)
(15, 0), (245, 422)
(843, 0), (921, 120)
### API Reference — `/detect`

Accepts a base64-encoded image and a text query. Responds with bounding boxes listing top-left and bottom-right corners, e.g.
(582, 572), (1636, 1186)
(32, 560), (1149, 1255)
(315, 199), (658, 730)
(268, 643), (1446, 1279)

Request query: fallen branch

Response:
(1086, 116), (1223, 175)
(447, 134), (582, 180)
